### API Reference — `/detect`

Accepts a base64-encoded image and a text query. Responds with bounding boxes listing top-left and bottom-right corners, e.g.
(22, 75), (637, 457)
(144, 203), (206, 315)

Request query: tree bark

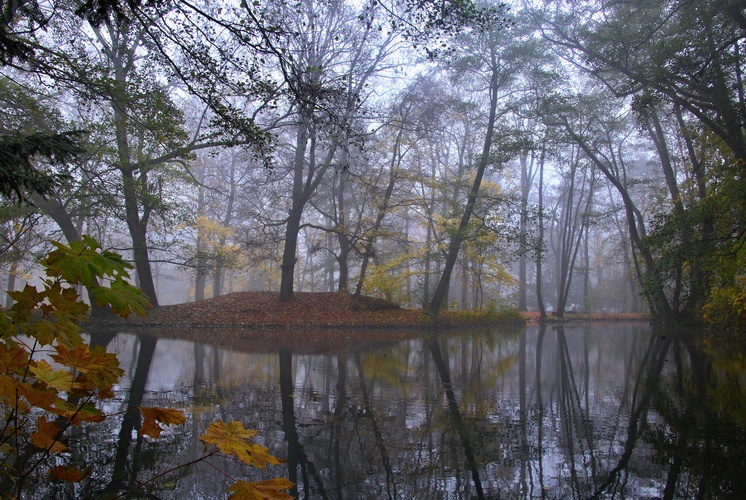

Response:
(122, 169), (159, 307)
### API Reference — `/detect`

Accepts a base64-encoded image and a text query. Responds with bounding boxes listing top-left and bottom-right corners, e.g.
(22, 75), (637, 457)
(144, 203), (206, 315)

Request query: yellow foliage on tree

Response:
(192, 215), (243, 264)
(703, 276), (746, 330)
(362, 248), (425, 304)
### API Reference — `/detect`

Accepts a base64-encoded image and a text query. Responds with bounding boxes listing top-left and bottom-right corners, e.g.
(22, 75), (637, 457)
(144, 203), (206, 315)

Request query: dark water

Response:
(41, 323), (746, 499)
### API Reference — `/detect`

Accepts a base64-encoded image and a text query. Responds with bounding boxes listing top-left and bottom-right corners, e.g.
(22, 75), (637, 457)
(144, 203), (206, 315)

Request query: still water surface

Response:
(49, 323), (746, 499)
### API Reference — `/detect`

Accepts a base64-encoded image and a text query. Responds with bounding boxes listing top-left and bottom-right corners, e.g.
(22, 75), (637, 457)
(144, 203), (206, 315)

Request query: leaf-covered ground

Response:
(117, 292), (423, 328)
(100, 291), (649, 329)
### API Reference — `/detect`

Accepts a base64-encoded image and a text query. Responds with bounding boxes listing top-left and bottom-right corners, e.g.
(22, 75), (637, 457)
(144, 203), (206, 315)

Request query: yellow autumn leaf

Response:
(29, 416), (67, 453)
(139, 407), (186, 438)
(49, 465), (91, 482)
(199, 420), (284, 469)
(227, 478), (295, 500)
(29, 360), (74, 392)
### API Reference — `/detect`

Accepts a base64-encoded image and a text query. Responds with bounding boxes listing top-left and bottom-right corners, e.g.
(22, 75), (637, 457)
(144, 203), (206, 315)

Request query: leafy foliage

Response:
(0, 131), (83, 204)
(362, 250), (423, 304)
(139, 406), (187, 439)
(0, 237), (291, 498)
(703, 277), (746, 331)
(391, 0), (513, 59)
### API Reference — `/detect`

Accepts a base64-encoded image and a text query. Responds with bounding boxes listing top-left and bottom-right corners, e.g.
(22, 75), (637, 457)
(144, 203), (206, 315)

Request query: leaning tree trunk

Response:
(30, 193), (110, 316)
(563, 122), (672, 320)
(427, 52), (500, 317)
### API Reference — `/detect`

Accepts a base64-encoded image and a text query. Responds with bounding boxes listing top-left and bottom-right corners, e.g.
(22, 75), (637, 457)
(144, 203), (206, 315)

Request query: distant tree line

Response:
(1, 0), (744, 327)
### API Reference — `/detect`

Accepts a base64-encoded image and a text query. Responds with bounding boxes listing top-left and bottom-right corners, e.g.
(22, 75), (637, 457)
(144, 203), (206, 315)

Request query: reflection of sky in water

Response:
(57, 324), (746, 499)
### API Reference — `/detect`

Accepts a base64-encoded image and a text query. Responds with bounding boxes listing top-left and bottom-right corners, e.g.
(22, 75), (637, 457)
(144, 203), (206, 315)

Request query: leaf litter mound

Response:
(121, 291), (421, 329)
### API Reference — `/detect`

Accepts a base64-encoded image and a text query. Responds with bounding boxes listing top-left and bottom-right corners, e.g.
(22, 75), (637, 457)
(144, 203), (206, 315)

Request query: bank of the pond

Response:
(521, 311), (652, 325)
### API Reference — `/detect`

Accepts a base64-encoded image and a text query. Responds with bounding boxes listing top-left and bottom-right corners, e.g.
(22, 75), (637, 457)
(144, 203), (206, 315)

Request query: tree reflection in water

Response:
(67, 324), (746, 499)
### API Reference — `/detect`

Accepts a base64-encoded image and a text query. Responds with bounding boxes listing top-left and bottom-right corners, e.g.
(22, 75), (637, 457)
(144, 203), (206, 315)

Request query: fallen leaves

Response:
(116, 292), (422, 329)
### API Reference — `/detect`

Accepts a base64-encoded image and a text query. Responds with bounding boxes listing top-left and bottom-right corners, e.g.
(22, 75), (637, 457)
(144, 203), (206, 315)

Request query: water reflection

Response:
(45, 324), (746, 498)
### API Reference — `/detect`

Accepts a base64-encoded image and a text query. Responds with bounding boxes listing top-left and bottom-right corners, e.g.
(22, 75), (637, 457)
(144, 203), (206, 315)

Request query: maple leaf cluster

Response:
(0, 237), (292, 499)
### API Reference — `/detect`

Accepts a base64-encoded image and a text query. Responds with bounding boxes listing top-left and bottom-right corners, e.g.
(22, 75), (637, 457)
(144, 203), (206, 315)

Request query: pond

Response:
(40, 323), (746, 499)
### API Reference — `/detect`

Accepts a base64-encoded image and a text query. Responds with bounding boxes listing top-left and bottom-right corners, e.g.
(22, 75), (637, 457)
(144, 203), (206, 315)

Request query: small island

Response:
(92, 291), (650, 330)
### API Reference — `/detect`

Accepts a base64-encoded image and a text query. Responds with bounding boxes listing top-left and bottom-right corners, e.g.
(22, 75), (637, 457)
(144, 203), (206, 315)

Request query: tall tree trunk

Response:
(279, 119), (309, 302)
(214, 155), (238, 298)
(556, 162), (594, 318)
(354, 125), (402, 296)
(646, 108), (686, 311)
(460, 259), (469, 310)
(194, 183), (207, 301)
(427, 50), (500, 317)
(536, 147), (547, 320)
(122, 170), (159, 307)
(564, 122), (672, 319)
(582, 217), (591, 313)
(279, 110), (340, 301)
(280, 205), (303, 302)
(336, 167), (350, 293)
(518, 152), (532, 311)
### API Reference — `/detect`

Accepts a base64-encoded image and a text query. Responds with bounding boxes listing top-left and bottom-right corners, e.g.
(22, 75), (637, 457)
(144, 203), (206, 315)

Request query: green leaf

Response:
(42, 236), (134, 287)
(8, 284), (45, 322)
(89, 277), (150, 318)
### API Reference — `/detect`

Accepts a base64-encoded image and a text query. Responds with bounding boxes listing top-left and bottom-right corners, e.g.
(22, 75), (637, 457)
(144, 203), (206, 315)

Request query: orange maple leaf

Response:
(29, 416), (67, 453)
(53, 344), (123, 393)
(227, 478), (294, 500)
(49, 465), (91, 482)
(0, 374), (17, 401)
(0, 343), (29, 374)
(138, 407), (186, 438)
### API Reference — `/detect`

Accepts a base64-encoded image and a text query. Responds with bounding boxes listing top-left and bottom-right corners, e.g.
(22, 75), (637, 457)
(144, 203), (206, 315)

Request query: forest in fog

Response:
(1, 0), (745, 325)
